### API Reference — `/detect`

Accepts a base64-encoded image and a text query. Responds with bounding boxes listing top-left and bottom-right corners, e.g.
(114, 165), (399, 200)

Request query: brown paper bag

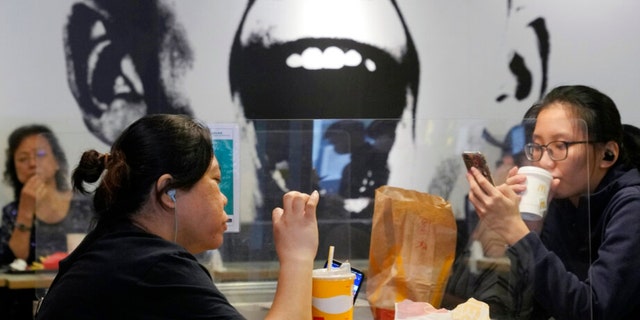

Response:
(366, 186), (457, 319)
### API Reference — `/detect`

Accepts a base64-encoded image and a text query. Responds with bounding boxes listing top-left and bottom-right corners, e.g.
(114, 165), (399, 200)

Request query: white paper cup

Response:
(518, 166), (553, 220)
(66, 233), (86, 253)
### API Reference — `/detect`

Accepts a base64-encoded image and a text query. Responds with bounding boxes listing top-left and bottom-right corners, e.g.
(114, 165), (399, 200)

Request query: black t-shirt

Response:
(36, 222), (245, 319)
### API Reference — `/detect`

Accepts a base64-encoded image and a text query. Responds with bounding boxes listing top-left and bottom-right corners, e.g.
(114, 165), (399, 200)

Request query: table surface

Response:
(0, 259), (372, 290)
(233, 300), (374, 319)
(0, 272), (374, 319)
(0, 271), (56, 289)
(0, 257), (509, 319)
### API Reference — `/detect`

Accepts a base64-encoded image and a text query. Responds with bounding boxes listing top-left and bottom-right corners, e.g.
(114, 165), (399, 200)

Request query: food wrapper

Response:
(367, 186), (457, 319)
(395, 298), (490, 320)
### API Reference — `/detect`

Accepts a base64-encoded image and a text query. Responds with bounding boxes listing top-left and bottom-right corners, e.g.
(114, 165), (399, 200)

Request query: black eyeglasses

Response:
(524, 140), (598, 161)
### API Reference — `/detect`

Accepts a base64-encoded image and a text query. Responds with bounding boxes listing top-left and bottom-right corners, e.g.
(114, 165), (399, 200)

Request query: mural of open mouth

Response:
(229, 0), (419, 121)
(230, 37), (413, 119)
(227, 0), (420, 217)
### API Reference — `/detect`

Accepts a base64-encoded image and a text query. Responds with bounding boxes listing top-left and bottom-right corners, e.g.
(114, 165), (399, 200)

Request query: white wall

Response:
(2, 0), (640, 216)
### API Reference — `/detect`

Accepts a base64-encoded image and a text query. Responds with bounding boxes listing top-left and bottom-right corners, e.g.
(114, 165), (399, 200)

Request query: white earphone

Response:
(167, 189), (176, 202)
(166, 189), (178, 242)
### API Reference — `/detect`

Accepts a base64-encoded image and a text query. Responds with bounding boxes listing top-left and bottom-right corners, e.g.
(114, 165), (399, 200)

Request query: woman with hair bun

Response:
(36, 114), (319, 319)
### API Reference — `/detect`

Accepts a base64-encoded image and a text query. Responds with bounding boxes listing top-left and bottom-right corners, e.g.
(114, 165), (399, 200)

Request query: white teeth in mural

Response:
(365, 58), (376, 72)
(286, 46), (375, 72)
(344, 49), (362, 67)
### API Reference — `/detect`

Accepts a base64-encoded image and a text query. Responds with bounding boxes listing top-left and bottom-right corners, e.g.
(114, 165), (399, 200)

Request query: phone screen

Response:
(324, 260), (364, 303)
(462, 151), (494, 185)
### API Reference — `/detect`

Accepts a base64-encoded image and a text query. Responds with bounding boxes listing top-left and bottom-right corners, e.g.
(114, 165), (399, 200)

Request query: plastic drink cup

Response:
(312, 264), (355, 320)
(518, 166), (553, 220)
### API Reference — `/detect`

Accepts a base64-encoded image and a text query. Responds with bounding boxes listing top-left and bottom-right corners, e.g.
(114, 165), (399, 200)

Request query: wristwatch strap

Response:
(16, 222), (32, 232)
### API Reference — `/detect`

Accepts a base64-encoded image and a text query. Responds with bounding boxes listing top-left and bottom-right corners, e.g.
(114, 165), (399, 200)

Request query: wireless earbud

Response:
(603, 150), (615, 161)
(167, 189), (176, 202)
(167, 188), (178, 243)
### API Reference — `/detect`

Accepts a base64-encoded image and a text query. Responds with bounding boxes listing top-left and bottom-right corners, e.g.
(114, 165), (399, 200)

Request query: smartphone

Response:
(462, 151), (494, 185)
(323, 260), (365, 304)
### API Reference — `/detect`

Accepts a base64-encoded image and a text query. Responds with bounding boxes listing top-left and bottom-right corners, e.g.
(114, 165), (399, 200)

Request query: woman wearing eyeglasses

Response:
(466, 85), (640, 319)
(1, 124), (94, 318)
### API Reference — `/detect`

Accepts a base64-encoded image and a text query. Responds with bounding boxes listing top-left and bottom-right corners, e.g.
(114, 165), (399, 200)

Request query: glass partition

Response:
(31, 130), (100, 300)
(23, 117), (599, 319)
(209, 116), (594, 319)
(438, 117), (593, 320)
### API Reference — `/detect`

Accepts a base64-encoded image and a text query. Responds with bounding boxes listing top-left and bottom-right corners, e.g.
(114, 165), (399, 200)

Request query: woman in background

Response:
(36, 114), (319, 319)
(1, 124), (93, 319)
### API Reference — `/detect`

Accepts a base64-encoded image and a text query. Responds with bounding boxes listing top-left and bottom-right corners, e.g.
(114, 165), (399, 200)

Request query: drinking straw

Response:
(327, 245), (335, 271)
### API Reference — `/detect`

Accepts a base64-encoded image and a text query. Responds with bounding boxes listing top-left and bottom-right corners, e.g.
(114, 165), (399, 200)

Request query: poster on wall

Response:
(209, 123), (240, 233)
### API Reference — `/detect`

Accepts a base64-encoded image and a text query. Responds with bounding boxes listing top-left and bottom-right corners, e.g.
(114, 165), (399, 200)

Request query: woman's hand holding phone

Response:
(462, 151), (494, 185)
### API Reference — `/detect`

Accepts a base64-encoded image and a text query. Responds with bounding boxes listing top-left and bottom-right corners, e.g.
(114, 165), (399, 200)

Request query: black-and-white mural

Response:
(228, 0), (419, 258)
(2, 0), (640, 260)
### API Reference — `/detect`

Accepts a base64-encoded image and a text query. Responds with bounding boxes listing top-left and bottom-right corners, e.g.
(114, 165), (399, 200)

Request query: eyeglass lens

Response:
(526, 141), (568, 161)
